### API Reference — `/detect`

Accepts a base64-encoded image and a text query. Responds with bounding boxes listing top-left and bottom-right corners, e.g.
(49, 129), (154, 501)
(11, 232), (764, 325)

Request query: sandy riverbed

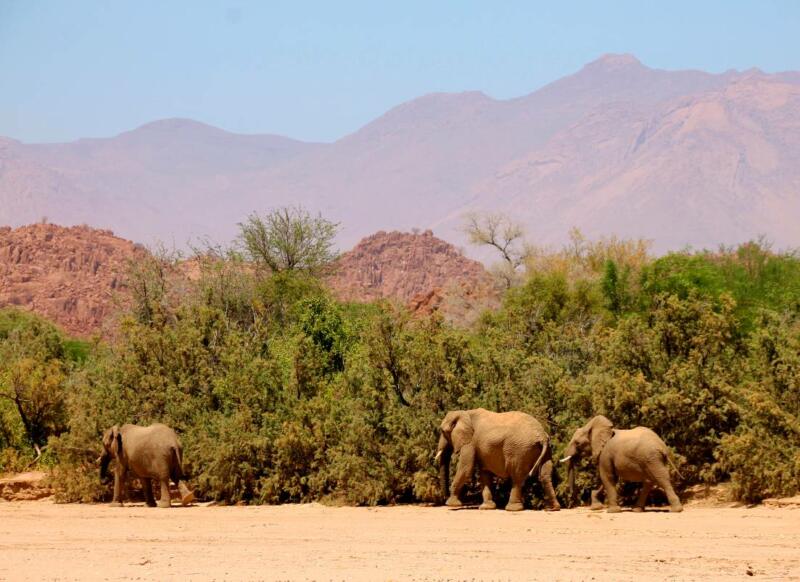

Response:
(0, 501), (798, 581)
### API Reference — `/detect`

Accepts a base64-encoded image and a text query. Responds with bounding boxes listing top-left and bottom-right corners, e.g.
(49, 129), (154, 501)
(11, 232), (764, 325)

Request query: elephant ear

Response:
(102, 428), (113, 451)
(450, 412), (474, 453)
(110, 425), (123, 459)
(588, 416), (614, 464)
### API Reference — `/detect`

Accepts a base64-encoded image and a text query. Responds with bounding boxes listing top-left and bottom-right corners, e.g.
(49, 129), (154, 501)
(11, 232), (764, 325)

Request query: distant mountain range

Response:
(1, 54), (798, 253)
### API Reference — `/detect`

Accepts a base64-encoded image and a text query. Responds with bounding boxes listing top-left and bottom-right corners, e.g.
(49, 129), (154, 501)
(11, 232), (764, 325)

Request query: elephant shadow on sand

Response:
(449, 471), (565, 510)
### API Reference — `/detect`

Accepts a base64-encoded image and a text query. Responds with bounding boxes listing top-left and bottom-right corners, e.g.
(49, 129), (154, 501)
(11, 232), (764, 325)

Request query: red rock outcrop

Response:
(0, 224), (143, 336)
(327, 230), (500, 323)
(0, 224), (499, 336)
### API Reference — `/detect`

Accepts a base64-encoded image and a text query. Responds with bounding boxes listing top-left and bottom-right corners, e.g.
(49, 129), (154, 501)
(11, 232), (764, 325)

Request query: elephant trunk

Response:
(436, 434), (452, 503)
(560, 440), (579, 505)
(438, 456), (451, 502)
(99, 451), (111, 480)
(567, 459), (576, 503)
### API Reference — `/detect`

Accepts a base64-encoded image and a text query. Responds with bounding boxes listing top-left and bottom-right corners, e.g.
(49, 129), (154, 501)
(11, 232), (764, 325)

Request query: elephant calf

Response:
(561, 415), (682, 513)
(435, 408), (560, 511)
(100, 423), (194, 508)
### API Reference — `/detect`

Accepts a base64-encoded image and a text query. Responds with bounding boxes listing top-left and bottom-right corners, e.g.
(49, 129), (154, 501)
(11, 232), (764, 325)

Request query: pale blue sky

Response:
(1, 1), (798, 143)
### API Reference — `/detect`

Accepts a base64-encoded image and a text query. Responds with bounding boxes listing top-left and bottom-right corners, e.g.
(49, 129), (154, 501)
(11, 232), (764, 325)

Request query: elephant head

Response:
(561, 415), (614, 499)
(100, 425), (123, 480)
(434, 411), (474, 501)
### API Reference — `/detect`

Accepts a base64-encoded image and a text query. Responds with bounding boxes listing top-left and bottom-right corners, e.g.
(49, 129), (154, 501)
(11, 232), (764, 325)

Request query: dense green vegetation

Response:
(0, 310), (89, 471)
(1, 225), (799, 506)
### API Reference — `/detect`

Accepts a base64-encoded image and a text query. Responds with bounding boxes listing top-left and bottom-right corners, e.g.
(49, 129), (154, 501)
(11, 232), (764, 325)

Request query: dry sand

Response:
(0, 501), (798, 581)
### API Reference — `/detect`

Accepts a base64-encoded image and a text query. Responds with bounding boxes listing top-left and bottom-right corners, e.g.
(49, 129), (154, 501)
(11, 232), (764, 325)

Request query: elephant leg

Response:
(506, 479), (524, 512)
(633, 482), (653, 513)
(538, 460), (560, 511)
(447, 445), (475, 507)
(110, 467), (126, 507)
(157, 478), (171, 508)
(649, 464), (683, 512)
(177, 481), (195, 506)
(143, 478), (157, 507)
(599, 469), (621, 513)
(478, 470), (496, 510)
(590, 484), (605, 510)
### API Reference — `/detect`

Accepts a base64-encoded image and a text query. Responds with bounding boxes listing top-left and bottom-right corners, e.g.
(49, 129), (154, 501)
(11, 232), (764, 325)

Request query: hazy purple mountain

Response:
(1, 54), (798, 253)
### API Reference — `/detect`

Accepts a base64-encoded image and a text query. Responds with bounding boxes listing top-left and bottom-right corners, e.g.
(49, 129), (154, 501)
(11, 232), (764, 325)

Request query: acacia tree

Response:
(125, 248), (175, 326)
(238, 206), (338, 275)
(464, 213), (531, 288)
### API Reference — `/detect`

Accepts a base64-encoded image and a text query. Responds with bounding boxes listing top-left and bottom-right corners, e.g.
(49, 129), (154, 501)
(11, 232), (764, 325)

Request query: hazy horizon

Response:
(2, 1), (799, 144)
(0, 52), (788, 146)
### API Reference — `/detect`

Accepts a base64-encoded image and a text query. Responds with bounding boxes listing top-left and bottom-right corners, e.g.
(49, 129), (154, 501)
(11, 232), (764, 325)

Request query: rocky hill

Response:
(327, 230), (500, 323)
(0, 225), (499, 335)
(0, 224), (142, 336)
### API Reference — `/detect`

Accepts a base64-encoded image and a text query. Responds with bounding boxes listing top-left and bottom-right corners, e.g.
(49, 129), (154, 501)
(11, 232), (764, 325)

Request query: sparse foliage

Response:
(464, 213), (531, 288)
(125, 246), (184, 326)
(239, 206), (338, 274)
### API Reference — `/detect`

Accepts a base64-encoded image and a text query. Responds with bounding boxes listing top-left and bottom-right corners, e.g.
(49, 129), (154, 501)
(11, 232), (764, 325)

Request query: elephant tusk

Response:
(434, 450), (443, 463)
(559, 455), (572, 463)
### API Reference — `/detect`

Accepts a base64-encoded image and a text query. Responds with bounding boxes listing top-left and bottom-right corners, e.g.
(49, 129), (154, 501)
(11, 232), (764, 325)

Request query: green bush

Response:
(4, 239), (799, 505)
(718, 312), (800, 501)
(0, 308), (78, 470)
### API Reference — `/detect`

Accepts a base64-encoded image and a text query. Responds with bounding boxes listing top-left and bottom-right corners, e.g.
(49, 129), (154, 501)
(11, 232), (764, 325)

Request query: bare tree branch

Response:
(464, 212), (531, 288)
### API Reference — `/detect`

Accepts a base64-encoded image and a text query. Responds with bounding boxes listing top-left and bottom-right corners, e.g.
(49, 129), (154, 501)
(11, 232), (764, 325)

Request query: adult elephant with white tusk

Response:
(100, 423), (195, 508)
(562, 415), (683, 513)
(435, 408), (560, 511)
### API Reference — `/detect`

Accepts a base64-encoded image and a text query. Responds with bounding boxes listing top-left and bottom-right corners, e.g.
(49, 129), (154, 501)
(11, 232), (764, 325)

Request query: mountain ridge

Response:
(1, 54), (798, 254)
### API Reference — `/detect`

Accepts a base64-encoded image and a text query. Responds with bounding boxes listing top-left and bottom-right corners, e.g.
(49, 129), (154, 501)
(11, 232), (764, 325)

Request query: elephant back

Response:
(120, 423), (182, 456)
(504, 411), (548, 438)
(632, 426), (670, 450)
(612, 426), (669, 458)
(482, 410), (549, 448)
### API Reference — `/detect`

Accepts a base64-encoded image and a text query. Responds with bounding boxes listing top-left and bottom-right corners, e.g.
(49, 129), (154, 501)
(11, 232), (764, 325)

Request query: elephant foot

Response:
(505, 502), (524, 512)
(178, 482), (195, 506)
(590, 503), (604, 511)
(478, 501), (497, 510)
(157, 499), (171, 508)
(145, 501), (157, 508)
(670, 505), (684, 513)
(632, 506), (645, 513)
(545, 504), (561, 512)
(606, 506), (622, 514)
(109, 501), (123, 508)
(445, 496), (462, 507)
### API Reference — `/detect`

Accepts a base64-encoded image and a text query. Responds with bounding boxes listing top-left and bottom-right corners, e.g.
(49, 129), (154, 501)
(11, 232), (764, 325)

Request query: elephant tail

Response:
(665, 450), (683, 480)
(528, 438), (549, 478)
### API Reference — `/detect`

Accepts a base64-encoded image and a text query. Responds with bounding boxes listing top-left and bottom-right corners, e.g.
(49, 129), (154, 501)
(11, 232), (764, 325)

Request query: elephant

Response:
(561, 415), (683, 513)
(435, 408), (560, 511)
(100, 423), (194, 508)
